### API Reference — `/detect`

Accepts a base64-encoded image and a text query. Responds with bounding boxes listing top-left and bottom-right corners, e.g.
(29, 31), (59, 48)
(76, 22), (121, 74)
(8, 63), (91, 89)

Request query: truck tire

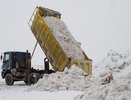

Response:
(28, 73), (38, 85)
(5, 74), (14, 85)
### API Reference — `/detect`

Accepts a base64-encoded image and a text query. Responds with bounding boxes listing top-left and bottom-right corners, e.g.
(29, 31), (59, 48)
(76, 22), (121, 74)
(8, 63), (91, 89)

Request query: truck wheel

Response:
(28, 73), (38, 85)
(5, 74), (14, 85)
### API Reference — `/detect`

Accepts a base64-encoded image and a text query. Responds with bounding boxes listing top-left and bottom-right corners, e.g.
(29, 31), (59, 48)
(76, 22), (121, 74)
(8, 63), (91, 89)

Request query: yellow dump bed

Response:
(29, 7), (92, 75)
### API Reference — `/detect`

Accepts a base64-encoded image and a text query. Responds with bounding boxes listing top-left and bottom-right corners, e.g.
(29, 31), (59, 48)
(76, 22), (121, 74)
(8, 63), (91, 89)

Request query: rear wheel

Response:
(27, 73), (38, 85)
(5, 74), (14, 85)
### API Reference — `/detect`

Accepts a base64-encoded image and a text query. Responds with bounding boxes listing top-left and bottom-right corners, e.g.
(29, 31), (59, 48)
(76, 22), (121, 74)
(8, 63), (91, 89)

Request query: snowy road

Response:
(0, 66), (83, 100)
(0, 81), (82, 100)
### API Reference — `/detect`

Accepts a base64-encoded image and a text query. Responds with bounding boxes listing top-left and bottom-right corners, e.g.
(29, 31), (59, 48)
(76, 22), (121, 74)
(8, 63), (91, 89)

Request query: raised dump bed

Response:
(28, 6), (92, 75)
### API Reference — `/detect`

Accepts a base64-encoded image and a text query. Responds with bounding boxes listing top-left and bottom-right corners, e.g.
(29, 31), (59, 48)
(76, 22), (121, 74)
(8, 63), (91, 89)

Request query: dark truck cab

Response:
(1, 51), (42, 85)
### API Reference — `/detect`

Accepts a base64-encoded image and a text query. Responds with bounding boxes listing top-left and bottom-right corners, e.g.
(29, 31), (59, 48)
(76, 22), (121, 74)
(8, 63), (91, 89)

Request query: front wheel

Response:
(5, 74), (14, 85)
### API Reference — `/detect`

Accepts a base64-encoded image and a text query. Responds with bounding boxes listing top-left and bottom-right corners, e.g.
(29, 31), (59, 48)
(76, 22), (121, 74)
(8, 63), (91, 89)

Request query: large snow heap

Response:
(93, 50), (131, 79)
(75, 50), (131, 100)
(29, 50), (131, 99)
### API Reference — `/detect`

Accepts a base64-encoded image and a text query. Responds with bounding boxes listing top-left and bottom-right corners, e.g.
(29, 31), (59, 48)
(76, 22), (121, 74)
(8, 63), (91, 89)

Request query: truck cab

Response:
(1, 51), (38, 85)
(2, 51), (31, 73)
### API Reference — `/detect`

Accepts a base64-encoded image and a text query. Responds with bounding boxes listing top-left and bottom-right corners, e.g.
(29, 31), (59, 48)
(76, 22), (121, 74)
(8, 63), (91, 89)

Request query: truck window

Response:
(3, 54), (10, 62)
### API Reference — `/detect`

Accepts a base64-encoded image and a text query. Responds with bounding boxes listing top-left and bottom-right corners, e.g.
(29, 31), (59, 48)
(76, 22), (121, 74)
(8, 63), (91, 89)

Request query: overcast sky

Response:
(0, 0), (131, 65)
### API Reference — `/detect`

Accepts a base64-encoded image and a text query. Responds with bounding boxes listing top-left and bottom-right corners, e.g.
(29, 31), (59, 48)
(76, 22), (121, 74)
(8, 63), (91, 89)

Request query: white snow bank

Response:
(75, 50), (131, 100)
(28, 65), (92, 91)
(43, 16), (85, 59)
(93, 50), (131, 79)
(75, 78), (131, 100)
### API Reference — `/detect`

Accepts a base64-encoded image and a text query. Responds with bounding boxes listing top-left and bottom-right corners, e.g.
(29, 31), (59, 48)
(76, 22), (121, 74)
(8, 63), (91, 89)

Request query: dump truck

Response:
(1, 6), (92, 86)
(28, 6), (92, 75)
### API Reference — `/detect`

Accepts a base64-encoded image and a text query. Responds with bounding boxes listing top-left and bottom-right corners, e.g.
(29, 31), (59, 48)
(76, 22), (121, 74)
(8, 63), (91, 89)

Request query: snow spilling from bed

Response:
(43, 16), (85, 59)
(28, 65), (92, 91)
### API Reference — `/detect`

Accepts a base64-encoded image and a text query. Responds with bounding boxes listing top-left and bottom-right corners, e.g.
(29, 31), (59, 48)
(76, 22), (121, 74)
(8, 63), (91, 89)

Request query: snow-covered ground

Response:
(0, 50), (131, 100)
(0, 85), (82, 100)
(0, 63), (82, 100)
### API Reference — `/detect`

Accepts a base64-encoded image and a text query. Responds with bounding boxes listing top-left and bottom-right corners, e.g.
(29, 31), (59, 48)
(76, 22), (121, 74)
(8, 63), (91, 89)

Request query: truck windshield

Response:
(3, 53), (10, 62)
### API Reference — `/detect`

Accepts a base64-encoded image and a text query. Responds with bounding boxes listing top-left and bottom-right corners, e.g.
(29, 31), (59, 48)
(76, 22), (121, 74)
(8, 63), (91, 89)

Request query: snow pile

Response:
(93, 50), (131, 79)
(75, 79), (131, 100)
(75, 50), (131, 100)
(43, 16), (85, 59)
(28, 65), (92, 91)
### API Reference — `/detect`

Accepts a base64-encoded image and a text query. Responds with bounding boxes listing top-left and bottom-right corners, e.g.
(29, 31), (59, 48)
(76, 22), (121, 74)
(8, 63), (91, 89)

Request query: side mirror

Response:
(1, 55), (3, 60)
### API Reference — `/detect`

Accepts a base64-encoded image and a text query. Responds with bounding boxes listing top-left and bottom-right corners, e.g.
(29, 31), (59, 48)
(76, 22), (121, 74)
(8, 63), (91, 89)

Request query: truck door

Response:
(2, 53), (12, 71)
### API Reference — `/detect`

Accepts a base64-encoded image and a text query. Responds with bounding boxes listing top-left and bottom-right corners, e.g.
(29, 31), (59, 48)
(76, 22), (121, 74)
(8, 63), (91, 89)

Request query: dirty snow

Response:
(43, 16), (85, 59)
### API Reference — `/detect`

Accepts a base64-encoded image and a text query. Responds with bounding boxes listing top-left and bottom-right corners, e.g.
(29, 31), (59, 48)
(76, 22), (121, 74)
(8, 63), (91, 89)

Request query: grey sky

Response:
(0, 0), (131, 65)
